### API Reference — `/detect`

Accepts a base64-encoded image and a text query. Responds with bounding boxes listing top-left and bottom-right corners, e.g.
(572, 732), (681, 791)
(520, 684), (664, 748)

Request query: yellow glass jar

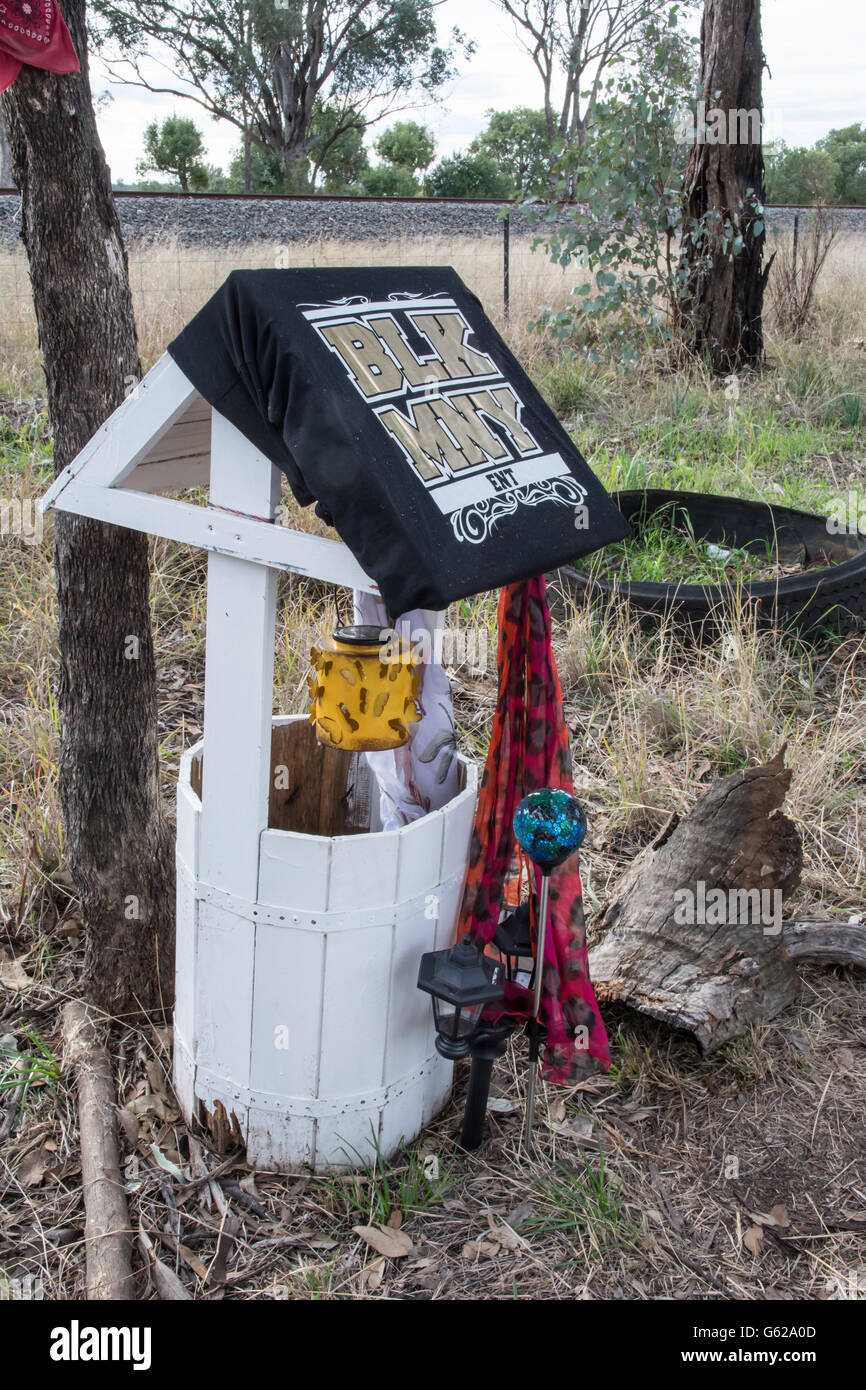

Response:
(308, 624), (421, 752)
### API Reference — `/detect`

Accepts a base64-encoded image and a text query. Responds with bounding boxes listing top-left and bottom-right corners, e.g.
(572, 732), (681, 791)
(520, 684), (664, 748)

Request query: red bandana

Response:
(0, 1), (79, 93)
(458, 577), (611, 1083)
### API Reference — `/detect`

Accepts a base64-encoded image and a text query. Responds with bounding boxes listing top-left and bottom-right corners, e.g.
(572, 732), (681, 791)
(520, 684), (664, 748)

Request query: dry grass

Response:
(558, 599), (866, 909)
(767, 229), (866, 351)
(3, 225), (864, 392)
(1, 959), (864, 1300)
(1, 231), (865, 1301)
(0, 232), (581, 395)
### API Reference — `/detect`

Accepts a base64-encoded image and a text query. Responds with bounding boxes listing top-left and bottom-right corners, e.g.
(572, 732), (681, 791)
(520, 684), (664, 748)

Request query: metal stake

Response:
(522, 870), (551, 1154)
(460, 1022), (514, 1151)
(503, 212), (511, 320)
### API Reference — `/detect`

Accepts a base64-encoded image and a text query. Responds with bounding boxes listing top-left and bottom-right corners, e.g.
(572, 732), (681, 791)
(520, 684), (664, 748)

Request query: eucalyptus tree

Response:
(681, 0), (767, 371)
(2, 1), (174, 1012)
(497, 0), (695, 163)
(91, 0), (470, 187)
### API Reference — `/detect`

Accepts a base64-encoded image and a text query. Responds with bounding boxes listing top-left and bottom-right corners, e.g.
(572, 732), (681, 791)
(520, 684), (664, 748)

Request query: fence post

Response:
(792, 212), (800, 281)
(503, 211), (510, 320)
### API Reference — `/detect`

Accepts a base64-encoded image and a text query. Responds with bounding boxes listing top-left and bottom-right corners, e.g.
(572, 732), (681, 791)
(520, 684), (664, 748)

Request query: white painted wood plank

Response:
(173, 855), (197, 1052)
(249, 923), (325, 1101)
(198, 412), (280, 900)
(440, 780), (478, 880)
(433, 872), (466, 952)
(382, 903), (440, 1088)
(248, 1110), (315, 1169)
(39, 354), (199, 504)
(379, 1082), (432, 1160)
(317, 923), (393, 1099)
(258, 831), (331, 912)
(45, 480), (379, 592)
(194, 901), (255, 1088)
(421, 1057), (454, 1126)
(314, 1108), (383, 1170)
(176, 779), (200, 880)
(327, 831), (399, 912)
(203, 408), (279, 515)
(396, 810), (445, 903)
(173, 1035), (196, 1120)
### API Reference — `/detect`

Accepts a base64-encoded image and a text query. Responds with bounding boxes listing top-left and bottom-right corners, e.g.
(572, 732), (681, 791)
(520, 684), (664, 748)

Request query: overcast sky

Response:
(92, 0), (866, 184)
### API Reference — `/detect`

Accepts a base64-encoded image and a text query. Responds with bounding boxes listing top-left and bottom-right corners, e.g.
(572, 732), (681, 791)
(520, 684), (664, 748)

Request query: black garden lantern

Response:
(417, 939), (504, 1060)
(493, 901), (535, 986)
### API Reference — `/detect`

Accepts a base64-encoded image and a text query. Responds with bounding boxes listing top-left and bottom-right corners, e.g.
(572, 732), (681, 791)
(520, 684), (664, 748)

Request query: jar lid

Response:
(332, 624), (393, 647)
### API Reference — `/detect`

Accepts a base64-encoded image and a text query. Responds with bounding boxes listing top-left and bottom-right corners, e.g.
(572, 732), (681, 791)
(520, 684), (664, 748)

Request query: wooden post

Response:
(190, 413), (281, 1135)
(503, 212), (511, 320)
(199, 411), (281, 900)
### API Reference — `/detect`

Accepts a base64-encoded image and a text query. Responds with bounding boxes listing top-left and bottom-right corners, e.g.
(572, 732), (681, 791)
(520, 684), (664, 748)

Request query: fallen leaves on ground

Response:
(743, 1224), (765, 1256)
(353, 1223), (413, 1259)
(0, 950), (33, 991)
(18, 1146), (54, 1187)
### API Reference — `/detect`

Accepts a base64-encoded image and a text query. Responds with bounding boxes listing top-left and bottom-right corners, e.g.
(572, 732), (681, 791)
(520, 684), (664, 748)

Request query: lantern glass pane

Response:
(434, 999), (483, 1040)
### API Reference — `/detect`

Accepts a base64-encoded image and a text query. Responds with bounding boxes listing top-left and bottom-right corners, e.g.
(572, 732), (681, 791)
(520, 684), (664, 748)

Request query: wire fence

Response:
(1, 216), (575, 391)
(3, 194), (864, 394)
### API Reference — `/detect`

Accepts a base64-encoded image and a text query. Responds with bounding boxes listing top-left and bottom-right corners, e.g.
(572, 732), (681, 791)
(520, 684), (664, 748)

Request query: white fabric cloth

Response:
(353, 591), (459, 831)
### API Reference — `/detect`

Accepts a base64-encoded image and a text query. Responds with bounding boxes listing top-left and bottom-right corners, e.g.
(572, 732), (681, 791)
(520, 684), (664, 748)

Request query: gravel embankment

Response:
(2, 191), (864, 251)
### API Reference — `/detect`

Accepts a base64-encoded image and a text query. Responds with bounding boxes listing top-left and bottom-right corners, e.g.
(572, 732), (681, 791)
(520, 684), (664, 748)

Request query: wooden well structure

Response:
(40, 353), (476, 1170)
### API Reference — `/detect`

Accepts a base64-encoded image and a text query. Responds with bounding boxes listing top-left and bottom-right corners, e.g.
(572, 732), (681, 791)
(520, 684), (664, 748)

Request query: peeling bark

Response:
(681, 0), (768, 371)
(1, 2), (174, 1013)
(0, 108), (11, 188)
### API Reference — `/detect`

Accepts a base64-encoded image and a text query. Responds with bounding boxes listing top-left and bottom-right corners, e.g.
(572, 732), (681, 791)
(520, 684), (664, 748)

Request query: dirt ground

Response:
(1, 650), (864, 1303)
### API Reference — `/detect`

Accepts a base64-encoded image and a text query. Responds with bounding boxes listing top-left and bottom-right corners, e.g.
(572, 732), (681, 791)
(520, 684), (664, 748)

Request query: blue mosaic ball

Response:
(513, 789), (587, 871)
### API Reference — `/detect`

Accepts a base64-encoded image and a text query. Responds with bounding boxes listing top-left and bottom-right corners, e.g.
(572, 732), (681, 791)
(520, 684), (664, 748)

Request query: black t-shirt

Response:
(168, 266), (628, 613)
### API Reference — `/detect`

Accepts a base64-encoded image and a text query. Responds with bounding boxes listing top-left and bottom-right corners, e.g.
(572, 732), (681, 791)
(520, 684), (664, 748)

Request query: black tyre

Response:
(550, 489), (866, 636)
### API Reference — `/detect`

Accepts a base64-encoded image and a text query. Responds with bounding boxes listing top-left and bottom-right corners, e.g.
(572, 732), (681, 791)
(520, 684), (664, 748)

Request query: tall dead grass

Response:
(558, 597), (866, 912)
(0, 232), (580, 394)
(4, 224), (864, 395)
(1, 225), (865, 1303)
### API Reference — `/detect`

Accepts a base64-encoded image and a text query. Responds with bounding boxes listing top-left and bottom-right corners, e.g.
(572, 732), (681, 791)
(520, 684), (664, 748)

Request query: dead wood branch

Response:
(62, 1000), (134, 1300)
(782, 919), (866, 969)
(588, 750), (804, 1052)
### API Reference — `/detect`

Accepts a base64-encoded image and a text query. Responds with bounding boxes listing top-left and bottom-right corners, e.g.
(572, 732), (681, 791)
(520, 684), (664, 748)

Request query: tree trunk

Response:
(1, 1), (174, 1015)
(681, 0), (768, 372)
(243, 127), (252, 195)
(588, 750), (803, 1052)
(270, 43), (314, 190)
(0, 108), (11, 187)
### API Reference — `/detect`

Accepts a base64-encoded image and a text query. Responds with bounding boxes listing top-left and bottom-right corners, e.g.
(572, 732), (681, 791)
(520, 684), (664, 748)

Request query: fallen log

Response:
(62, 1000), (134, 1300)
(782, 919), (866, 968)
(588, 750), (806, 1052)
